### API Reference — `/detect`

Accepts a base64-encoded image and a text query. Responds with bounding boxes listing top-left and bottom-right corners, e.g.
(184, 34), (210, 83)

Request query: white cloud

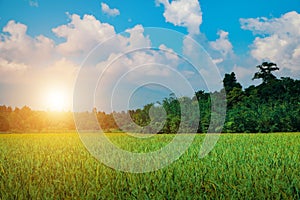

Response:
(92, 47), (187, 111)
(209, 30), (234, 58)
(182, 35), (224, 92)
(124, 25), (151, 49)
(231, 64), (264, 87)
(0, 20), (55, 67)
(240, 11), (300, 72)
(101, 2), (120, 17)
(0, 20), (79, 110)
(182, 35), (197, 59)
(95, 43), (180, 82)
(156, 0), (202, 35)
(0, 13), (187, 111)
(232, 65), (254, 81)
(0, 58), (28, 85)
(159, 44), (180, 63)
(0, 58), (28, 72)
(52, 14), (116, 56)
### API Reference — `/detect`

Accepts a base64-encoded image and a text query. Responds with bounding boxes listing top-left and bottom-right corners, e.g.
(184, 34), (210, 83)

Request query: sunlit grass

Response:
(0, 133), (299, 199)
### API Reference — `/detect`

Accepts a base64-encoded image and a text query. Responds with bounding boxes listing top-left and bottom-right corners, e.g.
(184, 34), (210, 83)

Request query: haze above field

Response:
(0, 0), (300, 112)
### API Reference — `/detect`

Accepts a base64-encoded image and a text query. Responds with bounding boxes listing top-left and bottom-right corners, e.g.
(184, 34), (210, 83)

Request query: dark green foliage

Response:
(252, 62), (279, 83)
(223, 72), (242, 94)
(223, 76), (300, 133)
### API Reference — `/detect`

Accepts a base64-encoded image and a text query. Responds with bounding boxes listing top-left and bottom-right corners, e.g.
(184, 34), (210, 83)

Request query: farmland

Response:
(0, 133), (299, 199)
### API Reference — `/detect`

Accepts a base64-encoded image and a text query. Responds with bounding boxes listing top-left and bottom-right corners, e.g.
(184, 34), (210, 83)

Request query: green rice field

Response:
(0, 133), (299, 199)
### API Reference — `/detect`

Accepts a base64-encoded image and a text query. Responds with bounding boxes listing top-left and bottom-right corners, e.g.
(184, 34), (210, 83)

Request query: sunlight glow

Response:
(46, 90), (68, 111)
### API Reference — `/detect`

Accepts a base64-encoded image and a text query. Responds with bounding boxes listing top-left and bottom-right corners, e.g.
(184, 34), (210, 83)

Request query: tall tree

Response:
(223, 72), (242, 94)
(252, 62), (279, 84)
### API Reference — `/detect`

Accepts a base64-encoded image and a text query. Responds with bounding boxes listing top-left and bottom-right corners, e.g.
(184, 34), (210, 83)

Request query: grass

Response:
(0, 133), (299, 199)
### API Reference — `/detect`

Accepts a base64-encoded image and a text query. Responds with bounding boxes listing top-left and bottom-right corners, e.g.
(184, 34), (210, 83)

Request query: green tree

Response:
(223, 72), (242, 94)
(252, 62), (279, 84)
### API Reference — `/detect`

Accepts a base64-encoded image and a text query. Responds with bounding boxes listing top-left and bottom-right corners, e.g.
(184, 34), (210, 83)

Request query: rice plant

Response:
(0, 133), (299, 199)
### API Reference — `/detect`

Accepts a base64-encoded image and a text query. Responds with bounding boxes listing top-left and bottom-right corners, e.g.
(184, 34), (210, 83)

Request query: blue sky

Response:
(0, 0), (300, 111)
(1, 0), (299, 50)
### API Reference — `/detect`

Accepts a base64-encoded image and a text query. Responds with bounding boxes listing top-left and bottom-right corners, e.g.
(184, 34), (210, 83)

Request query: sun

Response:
(46, 90), (68, 111)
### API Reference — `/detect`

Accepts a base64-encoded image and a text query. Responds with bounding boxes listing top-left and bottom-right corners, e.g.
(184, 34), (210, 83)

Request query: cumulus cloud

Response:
(92, 46), (186, 112)
(101, 2), (120, 17)
(0, 20), (56, 68)
(1, 10), (198, 111)
(159, 44), (180, 63)
(124, 25), (151, 49)
(94, 33), (180, 84)
(156, 0), (202, 35)
(52, 14), (116, 56)
(232, 65), (255, 81)
(182, 35), (224, 92)
(0, 20), (78, 110)
(210, 30), (234, 58)
(240, 11), (300, 72)
(0, 58), (28, 85)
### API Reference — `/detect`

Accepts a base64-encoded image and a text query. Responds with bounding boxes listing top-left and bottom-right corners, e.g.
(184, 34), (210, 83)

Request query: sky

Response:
(0, 0), (300, 112)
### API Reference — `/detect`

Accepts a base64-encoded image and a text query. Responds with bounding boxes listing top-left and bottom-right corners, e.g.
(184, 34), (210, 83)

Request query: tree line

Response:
(0, 62), (299, 133)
